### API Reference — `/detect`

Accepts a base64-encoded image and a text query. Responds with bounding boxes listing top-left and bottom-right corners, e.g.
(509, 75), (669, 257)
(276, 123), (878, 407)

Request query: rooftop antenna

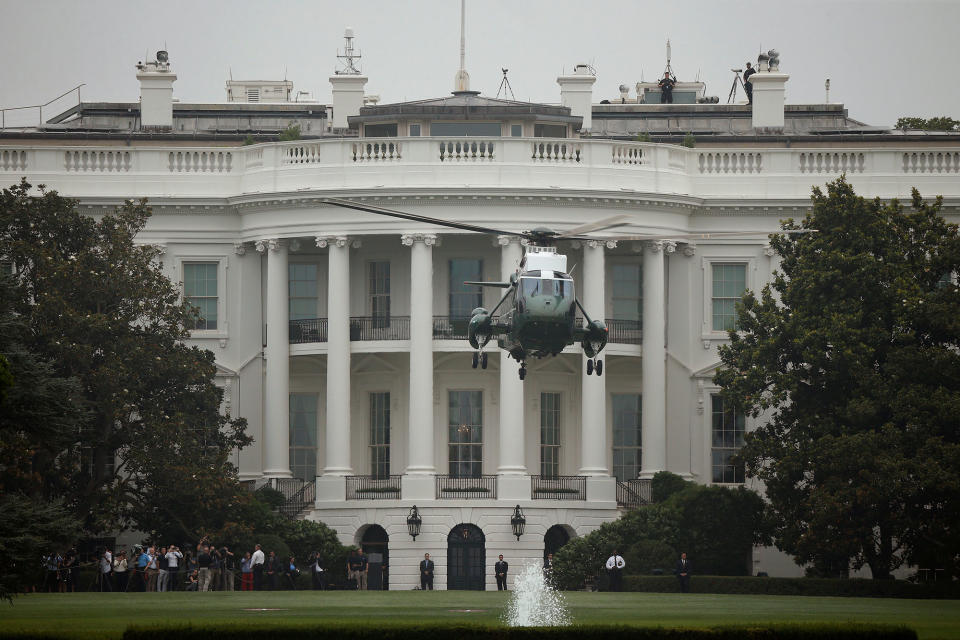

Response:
(453, 0), (470, 92)
(496, 68), (516, 100)
(336, 27), (362, 75)
(664, 39), (676, 79)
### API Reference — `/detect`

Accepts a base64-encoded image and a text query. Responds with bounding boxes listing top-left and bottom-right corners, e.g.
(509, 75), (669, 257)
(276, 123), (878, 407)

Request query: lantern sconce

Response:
(510, 504), (526, 541)
(406, 505), (422, 540)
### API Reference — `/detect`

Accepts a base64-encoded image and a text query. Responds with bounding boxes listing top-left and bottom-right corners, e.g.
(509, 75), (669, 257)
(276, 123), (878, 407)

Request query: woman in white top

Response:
(113, 552), (129, 592)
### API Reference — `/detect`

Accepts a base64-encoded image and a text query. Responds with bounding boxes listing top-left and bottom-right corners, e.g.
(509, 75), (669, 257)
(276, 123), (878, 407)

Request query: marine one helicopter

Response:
(323, 198), (805, 380)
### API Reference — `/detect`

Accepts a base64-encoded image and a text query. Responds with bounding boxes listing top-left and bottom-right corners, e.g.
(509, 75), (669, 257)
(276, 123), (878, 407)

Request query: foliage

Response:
(682, 132), (696, 148)
(620, 575), (960, 599)
(552, 479), (766, 588)
(651, 470), (690, 502)
(715, 177), (960, 579)
(636, 132), (652, 142)
(0, 180), (251, 543)
(242, 135), (256, 145)
(895, 116), (959, 131)
(121, 623), (919, 640)
(278, 123), (302, 141)
(0, 493), (81, 601)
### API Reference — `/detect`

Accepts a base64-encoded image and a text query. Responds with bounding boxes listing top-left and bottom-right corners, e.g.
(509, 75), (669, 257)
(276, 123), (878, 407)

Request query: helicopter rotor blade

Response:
(610, 229), (817, 242)
(553, 215), (632, 239)
(464, 281), (512, 288)
(322, 198), (531, 239)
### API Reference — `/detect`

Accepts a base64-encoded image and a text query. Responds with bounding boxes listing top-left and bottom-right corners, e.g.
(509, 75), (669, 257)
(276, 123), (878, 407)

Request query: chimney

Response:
(136, 51), (176, 131)
(557, 64), (596, 132)
(330, 28), (368, 130)
(751, 49), (788, 132)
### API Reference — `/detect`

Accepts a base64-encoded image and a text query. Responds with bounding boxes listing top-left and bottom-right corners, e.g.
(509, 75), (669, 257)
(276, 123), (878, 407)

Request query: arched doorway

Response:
(544, 524), (571, 562)
(360, 525), (389, 590)
(447, 523), (485, 590)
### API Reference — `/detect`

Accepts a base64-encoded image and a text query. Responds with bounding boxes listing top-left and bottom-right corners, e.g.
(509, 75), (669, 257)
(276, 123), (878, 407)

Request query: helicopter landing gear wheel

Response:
(586, 359), (594, 376)
(481, 352), (488, 369)
(519, 365), (527, 381)
(595, 359), (603, 376)
(471, 352), (479, 369)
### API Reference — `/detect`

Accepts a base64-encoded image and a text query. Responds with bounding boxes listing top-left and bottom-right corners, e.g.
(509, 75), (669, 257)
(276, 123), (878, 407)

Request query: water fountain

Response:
(503, 562), (572, 627)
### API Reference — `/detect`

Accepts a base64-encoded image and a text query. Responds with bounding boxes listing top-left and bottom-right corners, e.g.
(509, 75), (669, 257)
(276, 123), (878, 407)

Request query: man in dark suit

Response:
(675, 552), (692, 593)
(420, 553), (434, 590)
(495, 554), (508, 591)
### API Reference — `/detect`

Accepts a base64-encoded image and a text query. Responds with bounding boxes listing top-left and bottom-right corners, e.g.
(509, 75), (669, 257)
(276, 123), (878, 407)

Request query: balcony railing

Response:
(268, 477), (316, 518)
(531, 475), (587, 500)
(350, 316), (410, 341)
(616, 478), (653, 509)
(436, 474), (497, 499)
(346, 475), (402, 500)
(432, 316), (472, 340)
(606, 319), (643, 345)
(290, 318), (327, 344)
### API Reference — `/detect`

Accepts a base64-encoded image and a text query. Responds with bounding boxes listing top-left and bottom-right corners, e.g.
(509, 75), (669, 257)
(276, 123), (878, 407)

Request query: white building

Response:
(2, 41), (959, 590)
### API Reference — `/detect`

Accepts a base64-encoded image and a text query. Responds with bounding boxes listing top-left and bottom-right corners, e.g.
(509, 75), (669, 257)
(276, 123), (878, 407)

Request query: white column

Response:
(579, 240), (613, 476)
(641, 240), (673, 477)
(404, 233), (436, 474)
(497, 236), (525, 475)
(319, 235), (353, 475)
(259, 238), (291, 478)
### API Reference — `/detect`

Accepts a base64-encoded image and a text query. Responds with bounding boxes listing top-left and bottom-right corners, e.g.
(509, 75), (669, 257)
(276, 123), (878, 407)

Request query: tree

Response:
(278, 123), (301, 141)
(715, 177), (960, 579)
(0, 180), (251, 541)
(895, 116), (959, 131)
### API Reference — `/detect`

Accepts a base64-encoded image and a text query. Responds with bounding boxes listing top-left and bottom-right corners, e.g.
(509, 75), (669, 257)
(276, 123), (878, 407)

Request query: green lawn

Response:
(1, 591), (957, 640)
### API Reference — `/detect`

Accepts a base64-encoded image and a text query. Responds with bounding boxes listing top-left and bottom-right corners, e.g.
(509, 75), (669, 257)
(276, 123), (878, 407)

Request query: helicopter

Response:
(322, 198), (809, 379)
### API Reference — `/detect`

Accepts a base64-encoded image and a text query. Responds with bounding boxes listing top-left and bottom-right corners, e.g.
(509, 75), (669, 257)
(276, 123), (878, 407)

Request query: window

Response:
(511, 124), (522, 137)
(712, 263), (747, 331)
(289, 394), (318, 482)
(534, 124), (567, 138)
(448, 390), (483, 478)
(711, 395), (745, 483)
(365, 123), (398, 137)
(369, 261), (390, 324)
(289, 263), (318, 321)
(430, 122), (502, 137)
(184, 262), (218, 330)
(409, 124), (421, 136)
(449, 259), (483, 318)
(370, 392), (390, 478)
(540, 392), (562, 477)
(612, 394), (642, 482)
(612, 263), (643, 326)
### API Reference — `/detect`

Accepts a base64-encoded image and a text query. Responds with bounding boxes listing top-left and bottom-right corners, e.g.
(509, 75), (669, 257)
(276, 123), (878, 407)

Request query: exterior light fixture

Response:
(511, 504), (526, 540)
(406, 505), (422, 540)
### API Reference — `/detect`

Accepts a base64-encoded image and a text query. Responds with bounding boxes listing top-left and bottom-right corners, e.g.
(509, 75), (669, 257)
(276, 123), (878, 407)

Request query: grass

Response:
(1, 591), (958, 640)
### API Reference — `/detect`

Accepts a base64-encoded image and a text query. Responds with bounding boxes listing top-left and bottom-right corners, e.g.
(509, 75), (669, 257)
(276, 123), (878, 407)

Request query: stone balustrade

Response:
(1, 138), (959, 202)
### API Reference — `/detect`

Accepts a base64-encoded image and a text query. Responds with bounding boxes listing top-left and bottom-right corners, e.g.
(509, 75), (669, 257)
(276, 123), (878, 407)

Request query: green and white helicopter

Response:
(324, 198), (801, 380)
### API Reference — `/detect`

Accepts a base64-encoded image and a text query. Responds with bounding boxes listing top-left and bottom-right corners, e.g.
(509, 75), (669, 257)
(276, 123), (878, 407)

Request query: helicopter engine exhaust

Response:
(468, 307), (493, 349)
(581, 320), (608, 358)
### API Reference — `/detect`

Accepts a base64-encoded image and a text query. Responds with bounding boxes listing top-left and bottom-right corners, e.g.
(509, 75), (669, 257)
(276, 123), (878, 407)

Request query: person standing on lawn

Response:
(675, 552), (692, 593)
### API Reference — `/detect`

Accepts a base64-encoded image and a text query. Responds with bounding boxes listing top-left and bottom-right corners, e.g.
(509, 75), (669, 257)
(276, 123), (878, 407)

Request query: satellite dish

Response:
(618, 84), (629, 93)
(156, 50), (169, 63)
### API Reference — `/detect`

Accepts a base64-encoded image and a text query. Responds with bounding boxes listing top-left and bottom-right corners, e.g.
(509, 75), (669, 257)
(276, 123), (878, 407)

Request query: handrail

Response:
(1, 84), (85, 129)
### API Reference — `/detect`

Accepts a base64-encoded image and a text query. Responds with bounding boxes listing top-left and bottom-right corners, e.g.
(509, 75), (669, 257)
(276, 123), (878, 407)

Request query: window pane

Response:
(540, 392), (561, 477)
(289, 263), (318, 321)
(612, 394), (642, 481)
(369, 392), (390, 478)
(184, 262), (218, 330)
(366, 123), (398, 137)
(448, 390), (483, 477)
(409, 124), (421, 136)
(712, 263), (746, 331)
(449, 259), (483, 318)
(534, 124), (567, 138)
(369, 261), (390, 320)
(711, 394), (745, 484)
(289, 393), (318, 482)
(430, 122), (502, 137)
(511, 124), (522, 137)
(611, 263), (642, 324)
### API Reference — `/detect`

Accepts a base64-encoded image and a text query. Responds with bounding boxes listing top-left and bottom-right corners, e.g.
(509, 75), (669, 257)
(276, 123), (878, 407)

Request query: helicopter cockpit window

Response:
(521, 277), (571, 298)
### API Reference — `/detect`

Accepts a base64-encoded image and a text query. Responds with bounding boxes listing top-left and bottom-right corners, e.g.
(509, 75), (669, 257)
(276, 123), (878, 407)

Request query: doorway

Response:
(447, 523), (485, 590)
(360, 524), (389, 590)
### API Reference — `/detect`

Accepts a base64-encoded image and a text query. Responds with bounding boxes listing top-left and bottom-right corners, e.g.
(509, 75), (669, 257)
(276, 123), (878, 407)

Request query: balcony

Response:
(436, 474), (497, 499)
(606, 319), (642, 345)
(432, 316), (472, 340)
(346, 475), (402, 500)
(349, 316), (409, 341)
(531, 475), (586, 500)
(290, 318), (327, 344)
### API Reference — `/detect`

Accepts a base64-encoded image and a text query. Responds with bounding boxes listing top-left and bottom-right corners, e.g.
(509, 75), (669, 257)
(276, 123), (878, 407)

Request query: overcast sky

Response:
(1, 0), (958, 128)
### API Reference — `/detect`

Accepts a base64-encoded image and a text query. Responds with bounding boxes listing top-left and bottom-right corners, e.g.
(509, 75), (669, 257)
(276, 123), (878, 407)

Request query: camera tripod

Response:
(727, 69), (747, 104)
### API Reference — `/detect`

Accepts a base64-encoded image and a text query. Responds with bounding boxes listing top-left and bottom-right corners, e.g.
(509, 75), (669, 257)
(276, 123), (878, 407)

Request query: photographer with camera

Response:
(165, 545), (183, 591)
(196, 539), (213, 592)
(113, 550), (129, 592)
(220, 546), (235, 591)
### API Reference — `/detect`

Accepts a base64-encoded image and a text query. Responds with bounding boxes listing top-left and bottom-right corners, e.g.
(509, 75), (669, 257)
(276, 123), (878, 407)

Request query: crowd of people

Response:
(39, 539), (327, 593)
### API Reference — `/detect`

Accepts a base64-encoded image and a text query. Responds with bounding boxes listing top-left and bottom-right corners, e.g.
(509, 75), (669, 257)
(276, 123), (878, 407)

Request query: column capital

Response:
(233, 242), (247, 256)
(255, 238), (284, 253)
(682, 243), (697, 257)
(763, 244), (776, 257)
(664, 241), (677, 255)
(586, 239), (618, 250)
(495, 234), (523, 247)
(315, 235), (359, 249)
(646, 240), (664, 254)
(401, 233), (437, 247)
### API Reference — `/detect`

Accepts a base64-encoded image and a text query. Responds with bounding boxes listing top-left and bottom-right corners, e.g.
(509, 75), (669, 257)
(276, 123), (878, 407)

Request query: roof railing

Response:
(1, 84), (85, 130)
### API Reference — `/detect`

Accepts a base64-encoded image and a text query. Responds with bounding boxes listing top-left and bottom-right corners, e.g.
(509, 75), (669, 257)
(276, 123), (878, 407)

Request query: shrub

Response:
(651, 471), (690, 502)
(278, 123), (302, 141)
(681, 132), (696, 148)
(636, 132), (652, 142)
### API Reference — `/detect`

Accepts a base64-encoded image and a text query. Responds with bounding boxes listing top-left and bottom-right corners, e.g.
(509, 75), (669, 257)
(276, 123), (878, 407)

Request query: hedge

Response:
(618, 575), (960, 599)
(119, 624), (918, 640)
